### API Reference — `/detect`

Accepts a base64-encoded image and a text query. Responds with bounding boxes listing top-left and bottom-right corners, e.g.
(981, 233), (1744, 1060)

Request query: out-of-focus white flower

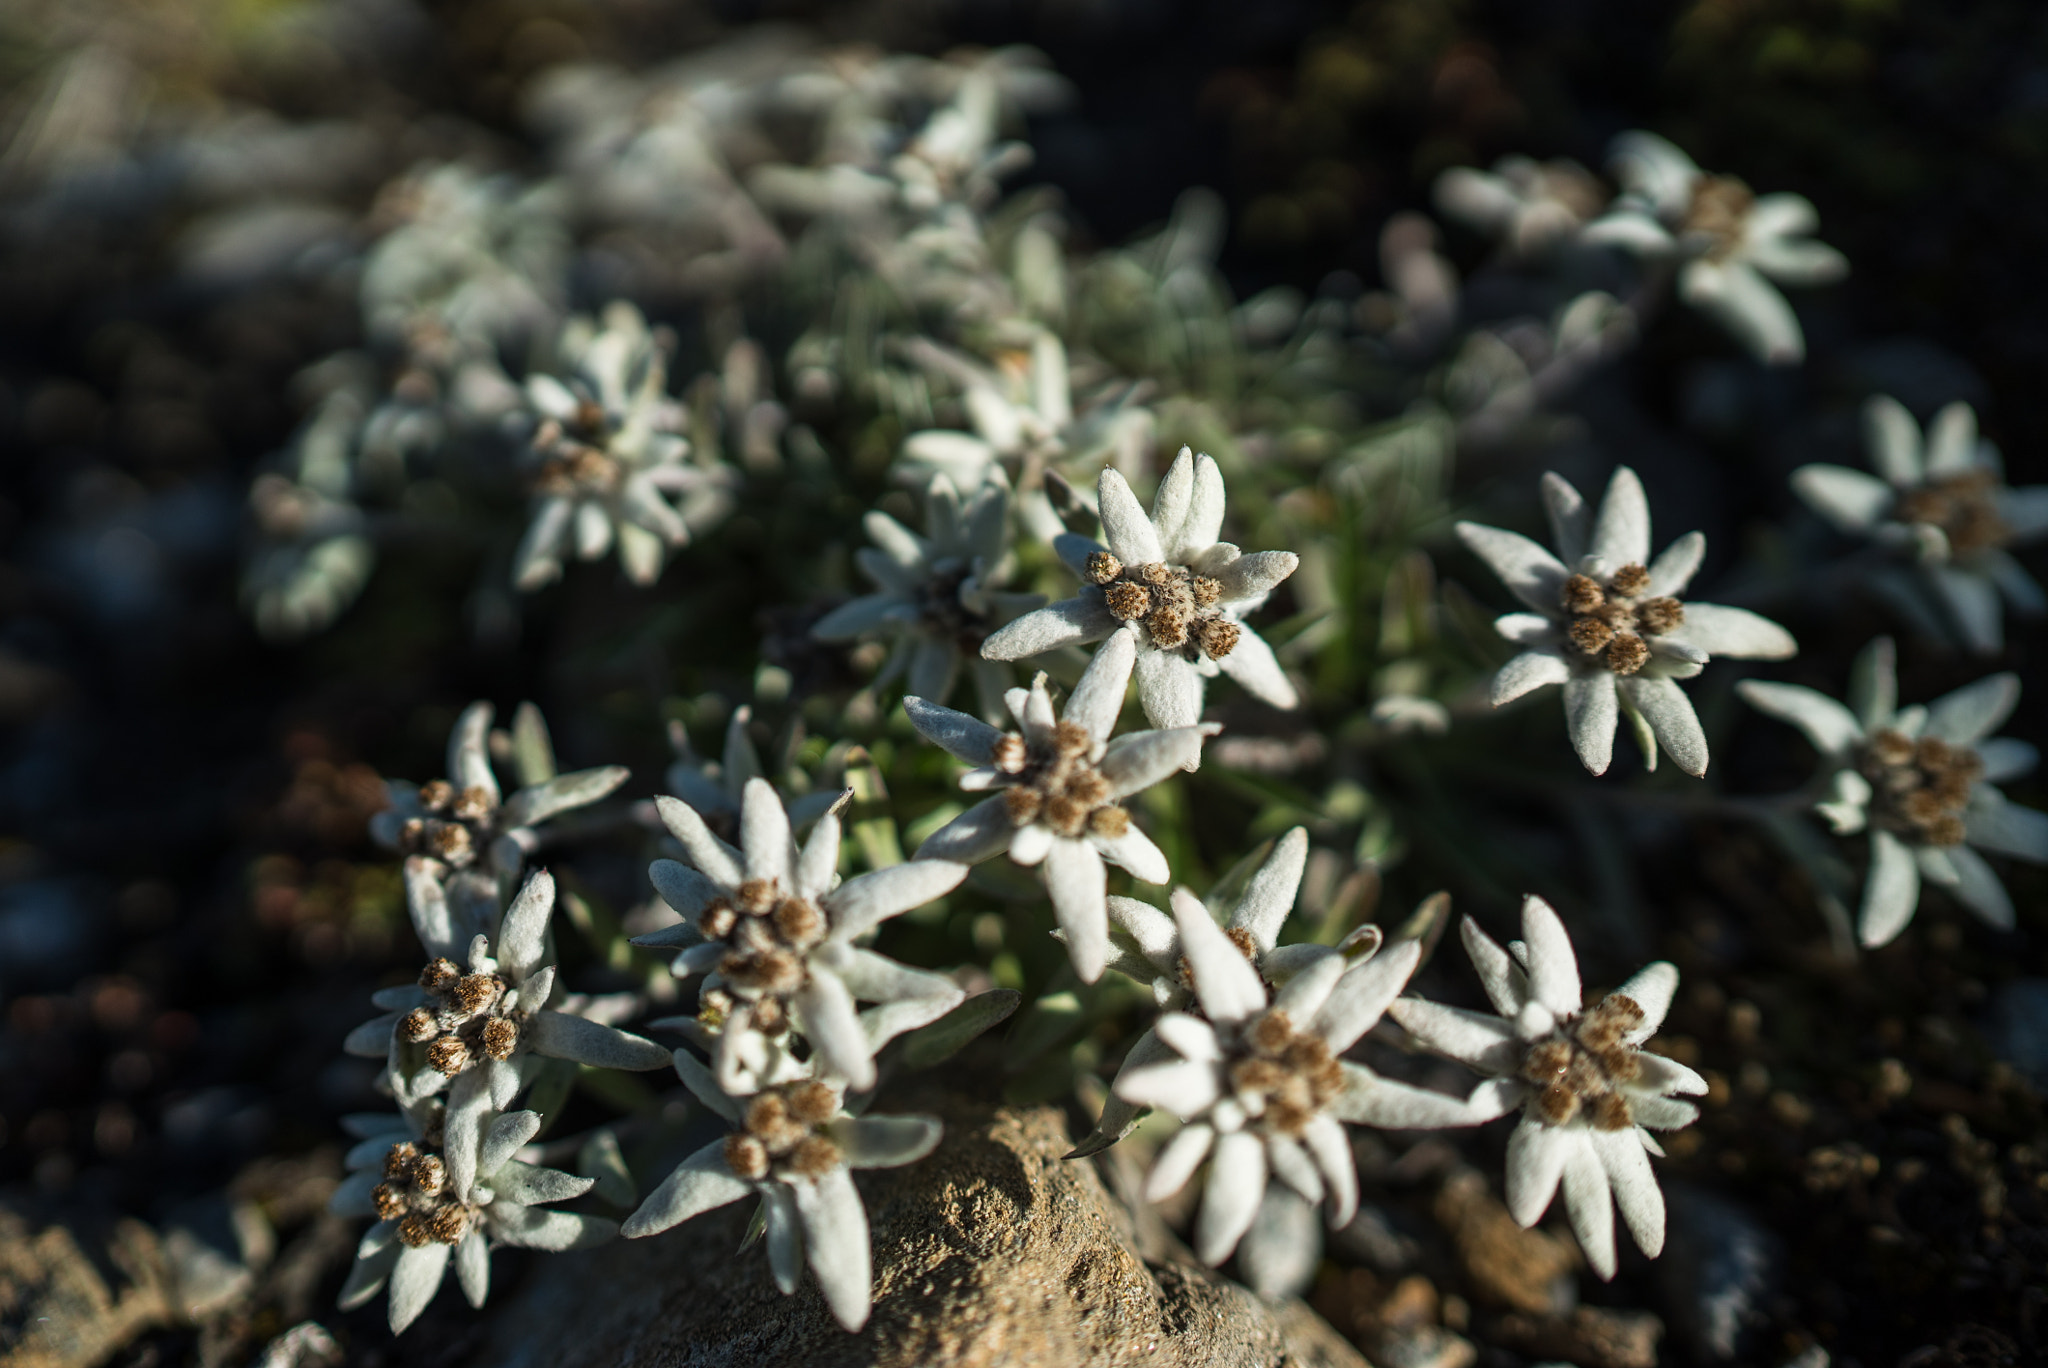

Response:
(623, 1057), (940, 1332)
(983, 449), (1301, 733)
(512, 303), (737, 592)
(1794, 397), (2048, 653)
(1113, 892), (1514, 1269)
(1583, 131), (1846, 365)
(1739, 637), (2045, 946)
(1389, 896), (1705, 1280)
(330, 1099), (613, 1334)
(368, 701), (629, 903)
(1460, 466), (1796, 776)
(811, 472), (1043, 722)
(631, 779), (967, 1096)
(1434, 155), (1609, 258)
(905, 630), (1212, 982)
(663, 706), (841, 837)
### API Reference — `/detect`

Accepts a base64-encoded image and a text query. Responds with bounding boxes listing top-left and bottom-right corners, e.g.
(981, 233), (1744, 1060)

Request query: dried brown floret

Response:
(453, 974), (501, 1014)
(1044, 794), (1090, 837)
(772, 897), (823, 948)
(787, 1081), (839, 1127)
(401, 1008), (439, 1043)
(1087, 805), (1129, 838)
(453, 786), (495, 821)
(1561, 574), (1606, 614)
(412, 1154), (446, 1197)
(385, 1141), (420, 1179)
(1607, 563), (1651, 597)
(1634, 597), (1685, 636)
(1085, 551), (1123, 584)
(786, 1135), (843, 1179)
(1197, 618), (1240, 659)
(1191, 576), (1222, 607)
(1605, 633), (1650, 675)
(723, 1133), (769, 1180)
(482, 1017), (519, 1061)
(1003, 787), (1043, 826)
(397, 1214), (434, 1248)
(427, 1038), (471, 1075)
(419, 780), (455, 812)
(1138, 563), (1175, 588)
(1591, 1092), (1634, 1131)
(701, 901), (737, 940)
(1521, 1039), (1573, 1085)
(1247, 1011), (1294, 1057)
(1066, 770), (1110, 808)
(1146, 607), (1188, 649)
(991, 735), (1027, 773)
(1054, 720), (1092, 756)
(1868, 729), (1915, 767)
(737, 879), (776, 915)
(1569, 617), (1615, 655)
(420, 959), (460, 991)
(373, 1183), (408, 1221)
(427, 1204), (470, 1244)
(1104, 581), (1152, 621)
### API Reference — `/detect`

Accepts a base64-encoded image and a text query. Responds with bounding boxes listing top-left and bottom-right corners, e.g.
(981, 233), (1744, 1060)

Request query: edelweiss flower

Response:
(1582, 131), (1846, 365)
(1793, 397), (2048, 653)
(1434, 154), (1609, 259)
(1388, 897), (1706, 1280)
(982, 449), (1300, 730)
(1112, 892), (1514, 1267)
(512, 302), (736, 591)
(631, 779), (968, 1095)
(811, 472), (1043, 722)
(1069, 828), (1355, 1157)
(1738, 638), (2046, 946)
(623, 1053), (941, 1332)
(344, 869), (671, 1190)
(331, 1100), (613, 1333)
(1461, 466), (1796, 776)
(906, 630), (1211, 982)
(369, 701), (628, 907)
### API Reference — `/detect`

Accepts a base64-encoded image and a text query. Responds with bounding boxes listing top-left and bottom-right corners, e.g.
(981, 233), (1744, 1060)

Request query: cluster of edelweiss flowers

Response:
(313, 101), (2048, 1346)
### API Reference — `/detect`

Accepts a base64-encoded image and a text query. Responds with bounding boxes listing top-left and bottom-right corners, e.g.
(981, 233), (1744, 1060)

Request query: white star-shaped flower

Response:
(343, 868), (672, 1197)
(1460, 466), (1796, 776)
(1112, 892), (1516, 1267)
(1794, 397), (2048, 653)
(905, 629), (1212, 982)
(1388, 896), (1706, 1280)
(330, 1099), (615, 1334)
(980, 448), (1300, 732)
(512, 302), (736, 591)
(1582, 131), (1846, 365)
(811, 472), (1043, 722)
(631, 779), (969, 1096)
(623, 1054), (941, 1332)
(1434, 154), (1609, 259)
(1739, 637), (2046, 946)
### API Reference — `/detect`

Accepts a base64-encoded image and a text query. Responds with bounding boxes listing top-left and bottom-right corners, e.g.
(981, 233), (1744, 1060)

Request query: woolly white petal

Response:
(797, 968), (874, 1090)
(1386, 997), (1522, 1074)
(1863, 397), (1923, 486)
(1504, 1115), (1571, 1227)
(495, 870), (555, 981)
(1217, 626), (1298, 709)
(387, 1242), (450, 1333)
(905, 697), (1001, 765)
(1519, 896), (1583, 1017)
(1145, 1123), (1215, 1203)
(1097, 468), (1163, 565)
(1195, 1130), (1267, 1265)
(1592, 1128), (1665, 1258)
(1301, 1113), (1359, 1227)
(828, 1114), (943, 1169)
(1313, 938), (1421, 1053)
(1178, 454), (1228, 560)
(479, 1110), (542, 1179)
(527, 1011), (672, 1071)
(1736, 681), (1861, 755)
(1540, 472), (1590, 564)
(1092, 823), (1169, 884)
(1150, 449), (1196, 554)
(1647, 531), (1706, 598)
(1213, 551), (1299, 604)
(979, 596), (1119, 660)
(622, 1139), (750, 1237)
(1230, 827), (1309, 952)
(1133, 648), (1205, 731)
(1793, 464), (1895, 532)
(1926, 673), (2021, 746)
(792, 1167), (874, 1331)
(655, 795), (744, 888)
(1621, 675), (1709, 777)
(1456, 522), (1571, 614)
(1046, 838), (1111, 983)
(1859, 828), (1922, 948)
(1968, 796), (2048, 861)
(1100, 727), (1209, 796)
(1460, 915), (1529, 1016)
(455, 1228), (489, 1309)
(1591, 467), (1652, 569)
(763, 1186), (802, 1295)
(826, 859), (968, 941)
(1173, 887), (1267, 1026)
(1946, 844), (2016, 930)
(917, 795), (1014, 863)
(1560, 1133), (1618, 1279)
(1564, 671), (1619, 775)
(1064, 627), (1136, 740)
(1672, 603), (1797, 660)
(442, 1069), (491, 1203)
(1680, 257), (1804, 366)
(1493, 650), (1571, 706)
(1107, 895), (1180, 970)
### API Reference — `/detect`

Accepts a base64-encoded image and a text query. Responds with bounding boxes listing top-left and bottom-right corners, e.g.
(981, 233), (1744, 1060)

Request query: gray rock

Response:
(476, 1094), (1366, 1368)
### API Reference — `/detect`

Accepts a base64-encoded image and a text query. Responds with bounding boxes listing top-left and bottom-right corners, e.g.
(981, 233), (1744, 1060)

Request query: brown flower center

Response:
(1225, 1008), (1346, 1138)
(1859, 728), (1982, 848)
(1892, 469), (2008, 555)
(1559, 565), (1685, 676)
(912, 557), (992, 653)
(1683, 174), (1754, 261)
(377, 1141), (479, 1247)
(697, 880), (832, 1030)
(722, 1079), (845, 1182)
(1520, 993), (1646, 1130)
(404, 959), (522, 1076)
(396, 780), (500, 868)
(991, 716), (1129, 840)
(1086, 553), (1235, 662)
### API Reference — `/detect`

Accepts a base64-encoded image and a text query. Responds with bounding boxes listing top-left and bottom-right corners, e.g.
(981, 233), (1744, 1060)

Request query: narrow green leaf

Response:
(901, 990), (1023, 1068)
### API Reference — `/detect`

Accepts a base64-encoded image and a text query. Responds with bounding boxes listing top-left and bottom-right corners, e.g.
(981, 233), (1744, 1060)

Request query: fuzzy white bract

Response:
(811, 472), (1044, 722)
(633, 779), (968, 1096)
(1434, 154), (1609, 259)
(905, 629), (1212, 982)
(1461, 466), (1796, 776)
(980, 448), (1300, 732)
(1739, 637), (2046, 946)
(622, 1053), (941, 1332)
(1582, 131), (1846, 365)
(1388, 897), (1705, 1280)
(1793, 397), (2048, 653)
